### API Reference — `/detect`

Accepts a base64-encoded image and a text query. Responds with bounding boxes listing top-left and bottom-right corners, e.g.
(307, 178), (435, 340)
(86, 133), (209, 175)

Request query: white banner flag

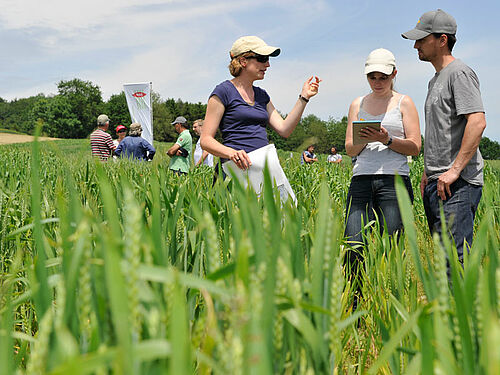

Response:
(123, 82), (153, 145)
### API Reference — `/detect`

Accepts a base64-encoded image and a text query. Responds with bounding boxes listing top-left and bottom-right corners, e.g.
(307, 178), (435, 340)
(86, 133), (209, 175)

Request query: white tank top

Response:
(353, 95), (409, 176)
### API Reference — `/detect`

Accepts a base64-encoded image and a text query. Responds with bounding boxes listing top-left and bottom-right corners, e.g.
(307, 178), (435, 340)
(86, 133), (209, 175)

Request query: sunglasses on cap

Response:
(246, 54), (269, 63)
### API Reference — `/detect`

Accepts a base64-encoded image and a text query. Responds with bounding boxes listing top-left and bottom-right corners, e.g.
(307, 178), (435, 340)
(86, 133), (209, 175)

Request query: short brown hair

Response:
(432, 33), (457, 52)
(228, 52), (255, 77)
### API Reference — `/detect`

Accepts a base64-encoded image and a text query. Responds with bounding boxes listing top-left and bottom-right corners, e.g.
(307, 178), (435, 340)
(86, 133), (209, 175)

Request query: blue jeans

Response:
(344, 175), (414, 246)
(423, 177), (482, 263)
(344, 175), (413, 299)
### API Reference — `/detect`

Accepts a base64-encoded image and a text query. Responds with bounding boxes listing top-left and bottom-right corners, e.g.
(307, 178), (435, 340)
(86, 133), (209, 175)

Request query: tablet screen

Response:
(352, 121), (381, 145)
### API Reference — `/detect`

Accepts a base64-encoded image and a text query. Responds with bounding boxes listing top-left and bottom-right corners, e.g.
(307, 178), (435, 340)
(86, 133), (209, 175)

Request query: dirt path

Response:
(0, 133), (60, 145)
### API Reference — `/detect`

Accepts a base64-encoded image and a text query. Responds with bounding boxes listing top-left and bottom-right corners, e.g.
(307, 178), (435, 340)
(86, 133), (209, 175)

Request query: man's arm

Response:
(302, 152), (313, 163)
(196, 150), (210, 167)
(167, 143), (180, 157)
(114, 142), (122, 156)
(144, 140), (156, 160)
(105, 134), (116, 153)
(437, 112), (486, 200)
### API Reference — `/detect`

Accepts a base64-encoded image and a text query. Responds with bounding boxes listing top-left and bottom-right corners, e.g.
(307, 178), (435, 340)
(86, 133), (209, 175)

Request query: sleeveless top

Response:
(353, 95), (409, 176)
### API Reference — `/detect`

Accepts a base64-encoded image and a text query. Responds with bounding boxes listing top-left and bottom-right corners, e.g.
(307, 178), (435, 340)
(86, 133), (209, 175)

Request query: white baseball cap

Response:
(364, 48), (396, 75)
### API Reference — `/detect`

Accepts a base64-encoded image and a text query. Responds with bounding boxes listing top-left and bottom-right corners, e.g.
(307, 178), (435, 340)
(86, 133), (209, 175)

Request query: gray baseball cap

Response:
(171, 116), (187, 125)
(402, 9), (457, 40)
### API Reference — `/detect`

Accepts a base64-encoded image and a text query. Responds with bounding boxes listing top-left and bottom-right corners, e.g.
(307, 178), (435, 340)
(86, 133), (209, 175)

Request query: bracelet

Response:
(384, 136), (393, 146)
(299, 94), (309, 103)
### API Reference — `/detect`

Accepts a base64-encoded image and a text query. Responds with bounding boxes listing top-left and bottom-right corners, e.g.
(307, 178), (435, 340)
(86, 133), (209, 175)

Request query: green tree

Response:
(105, 92), (131, 129)
(57, 79), (104, 137)
(479, 136), (500, 160)
(1, 95), (45, 134)
(326, 116), (347, 152)
(30, 96), (81, 138)
(152, 93), (176, 142)
(154, 97), (207, 142)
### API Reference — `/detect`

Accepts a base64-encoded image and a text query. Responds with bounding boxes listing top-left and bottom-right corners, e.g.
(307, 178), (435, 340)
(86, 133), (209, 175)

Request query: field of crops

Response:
(0, 138), (499, 374)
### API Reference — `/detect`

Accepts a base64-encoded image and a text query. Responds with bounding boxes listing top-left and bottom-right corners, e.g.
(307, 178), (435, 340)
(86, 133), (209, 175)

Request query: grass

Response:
(0, 128), (27, 135)
(0, 138), (499, 374)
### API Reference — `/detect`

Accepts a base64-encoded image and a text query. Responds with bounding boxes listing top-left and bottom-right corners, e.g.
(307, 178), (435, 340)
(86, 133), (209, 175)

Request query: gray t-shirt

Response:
(424, 59), (485, 185)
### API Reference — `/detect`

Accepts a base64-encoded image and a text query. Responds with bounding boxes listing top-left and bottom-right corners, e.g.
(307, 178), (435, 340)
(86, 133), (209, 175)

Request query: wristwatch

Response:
(384, 136), (393, 146)
(299, 94), (309, 103)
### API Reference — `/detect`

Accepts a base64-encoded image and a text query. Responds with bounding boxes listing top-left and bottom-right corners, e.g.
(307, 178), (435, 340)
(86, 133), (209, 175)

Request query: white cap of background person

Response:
(401, 9), (457, 40)
(229, 36), (281, 58)
(171, 116), (187, 125)
(97, 114), (110, 125)
(364, 48), (396, 75)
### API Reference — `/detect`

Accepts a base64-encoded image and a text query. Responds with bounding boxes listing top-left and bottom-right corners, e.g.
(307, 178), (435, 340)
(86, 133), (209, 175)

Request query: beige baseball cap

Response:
(364, 48), (396, 75)
(129, 122), (142, 136)
(97, 114), (110, 125)
(230, 36), (280, 58)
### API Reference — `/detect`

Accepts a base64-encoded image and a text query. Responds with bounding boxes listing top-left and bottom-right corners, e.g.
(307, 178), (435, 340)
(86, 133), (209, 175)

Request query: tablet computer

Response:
(352, 120), (381, 145)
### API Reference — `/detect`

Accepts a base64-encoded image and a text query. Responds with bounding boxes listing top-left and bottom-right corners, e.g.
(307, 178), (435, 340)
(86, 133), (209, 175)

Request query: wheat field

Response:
(0, 138), (499, 374)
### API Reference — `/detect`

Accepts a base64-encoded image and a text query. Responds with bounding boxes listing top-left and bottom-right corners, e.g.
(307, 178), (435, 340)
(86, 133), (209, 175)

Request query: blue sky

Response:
(1, 0), (499, 141)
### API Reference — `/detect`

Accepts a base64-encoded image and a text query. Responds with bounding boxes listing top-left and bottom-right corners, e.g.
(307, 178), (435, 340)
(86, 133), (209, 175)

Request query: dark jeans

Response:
(344, 175), (414, 292)
(344, 174), (414, 246)
(423, 177), (482, 263)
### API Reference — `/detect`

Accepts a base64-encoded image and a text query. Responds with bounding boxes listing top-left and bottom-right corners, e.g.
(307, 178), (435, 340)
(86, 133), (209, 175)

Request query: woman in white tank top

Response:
(343, 49), (421, 304)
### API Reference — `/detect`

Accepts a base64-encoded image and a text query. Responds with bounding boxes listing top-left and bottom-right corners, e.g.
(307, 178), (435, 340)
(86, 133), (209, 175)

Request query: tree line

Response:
(1, 78), (499, 158)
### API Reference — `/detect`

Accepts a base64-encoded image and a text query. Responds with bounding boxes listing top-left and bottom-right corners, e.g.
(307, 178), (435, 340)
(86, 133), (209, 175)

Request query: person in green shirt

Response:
(167, 116), (192, 175)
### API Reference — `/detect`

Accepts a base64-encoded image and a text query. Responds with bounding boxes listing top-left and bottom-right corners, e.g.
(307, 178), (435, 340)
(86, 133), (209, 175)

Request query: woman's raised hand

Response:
(301, 76), (322, 100)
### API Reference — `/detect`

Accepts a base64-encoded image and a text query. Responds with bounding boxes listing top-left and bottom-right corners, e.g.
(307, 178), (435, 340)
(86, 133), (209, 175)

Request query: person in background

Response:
(192, 119), (214, 167)
(327, 146), (342, 164)
(402, 9), (486, 265)
(343, 48), (421, 306)
(114, 123), (155, 161)
(167, 116), (192, 175)
(301, 145), (318, 164)
(113, 125), (127, 148)
(90, 114), (116, 161)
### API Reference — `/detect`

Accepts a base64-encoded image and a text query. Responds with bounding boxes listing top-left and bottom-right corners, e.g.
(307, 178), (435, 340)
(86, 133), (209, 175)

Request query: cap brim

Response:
(253, 46), (281, 57)
(364, 64), (394, 75)
(401, 28), (430, 40)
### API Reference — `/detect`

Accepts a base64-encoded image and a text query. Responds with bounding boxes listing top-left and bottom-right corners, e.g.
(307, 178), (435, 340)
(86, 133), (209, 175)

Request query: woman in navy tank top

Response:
(201, 36), (321, 170)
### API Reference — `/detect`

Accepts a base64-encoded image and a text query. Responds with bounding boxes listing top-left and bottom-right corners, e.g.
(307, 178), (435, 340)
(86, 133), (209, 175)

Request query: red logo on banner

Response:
(132, 91), (147, 98)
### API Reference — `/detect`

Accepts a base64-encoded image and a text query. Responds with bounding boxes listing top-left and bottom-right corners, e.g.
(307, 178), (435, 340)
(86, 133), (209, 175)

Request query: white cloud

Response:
(0, 1), (166, 31)
(1, 0), (499, 141)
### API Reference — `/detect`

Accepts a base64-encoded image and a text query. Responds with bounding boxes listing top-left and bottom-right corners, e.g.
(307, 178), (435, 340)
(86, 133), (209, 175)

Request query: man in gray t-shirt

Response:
(402, 9), (486, 263)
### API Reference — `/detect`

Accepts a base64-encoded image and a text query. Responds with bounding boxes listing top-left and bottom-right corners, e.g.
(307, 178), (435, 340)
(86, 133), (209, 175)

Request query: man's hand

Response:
(437, 168), (460, 200)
